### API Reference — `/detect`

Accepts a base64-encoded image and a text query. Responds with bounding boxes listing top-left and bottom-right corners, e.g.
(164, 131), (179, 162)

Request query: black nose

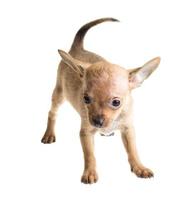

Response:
(92, 115), (104, 128)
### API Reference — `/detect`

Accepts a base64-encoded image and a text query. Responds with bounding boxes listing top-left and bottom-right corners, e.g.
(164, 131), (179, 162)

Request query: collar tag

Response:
(100, 132), (115, 137)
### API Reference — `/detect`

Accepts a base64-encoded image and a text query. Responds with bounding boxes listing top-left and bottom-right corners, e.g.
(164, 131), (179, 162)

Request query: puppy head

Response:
(58, 50), (160, 129)
(83, 62), (129, 128)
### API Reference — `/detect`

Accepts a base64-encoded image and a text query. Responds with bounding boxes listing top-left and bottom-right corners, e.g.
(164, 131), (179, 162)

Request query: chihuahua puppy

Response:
(41, 18), (160, 184)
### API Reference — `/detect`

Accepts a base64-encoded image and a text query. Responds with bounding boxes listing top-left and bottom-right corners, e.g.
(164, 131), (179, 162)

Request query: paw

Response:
(41, 134), (56, 144)
(131, 165), (153, 178)
(81, 169), (98, 184)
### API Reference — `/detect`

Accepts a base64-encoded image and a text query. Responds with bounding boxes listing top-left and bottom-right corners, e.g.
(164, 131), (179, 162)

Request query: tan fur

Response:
(41, 18), (160, 184)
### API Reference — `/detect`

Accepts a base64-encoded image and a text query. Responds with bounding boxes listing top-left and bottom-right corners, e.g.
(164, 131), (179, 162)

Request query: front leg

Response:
(120, 126), (153, 178)
(80, 128), (98, 184)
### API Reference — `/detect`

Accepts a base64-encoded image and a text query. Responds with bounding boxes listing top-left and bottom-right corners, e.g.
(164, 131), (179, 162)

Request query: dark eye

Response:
(108, 98), (121, 109)
(112, 99), (120, 107)
(83, 95), (91, 104)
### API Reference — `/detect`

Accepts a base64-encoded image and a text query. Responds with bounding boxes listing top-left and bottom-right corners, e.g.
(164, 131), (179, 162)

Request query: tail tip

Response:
(110, 18), (120, 22)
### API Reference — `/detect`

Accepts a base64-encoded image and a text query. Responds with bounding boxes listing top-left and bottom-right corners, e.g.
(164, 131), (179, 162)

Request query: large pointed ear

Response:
(58, 49), (84, 78)
(128, 57), (160, 89)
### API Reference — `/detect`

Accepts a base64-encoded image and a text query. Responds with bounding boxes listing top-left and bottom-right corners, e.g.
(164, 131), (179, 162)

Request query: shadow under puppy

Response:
(41, 18), (160, 184)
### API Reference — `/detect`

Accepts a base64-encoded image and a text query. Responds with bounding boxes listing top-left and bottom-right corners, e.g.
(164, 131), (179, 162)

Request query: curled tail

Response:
(70, 17), (119, 51)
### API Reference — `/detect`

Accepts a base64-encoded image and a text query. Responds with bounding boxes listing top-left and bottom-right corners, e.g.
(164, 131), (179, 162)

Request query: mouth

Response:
(90, 120), (110, 129)
(93, 124), (103, 128)
(90, 121), (105, 129)
(89, 117), (115, 129)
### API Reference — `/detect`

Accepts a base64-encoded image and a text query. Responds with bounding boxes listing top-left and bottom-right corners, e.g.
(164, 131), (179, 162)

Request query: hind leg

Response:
(41, 86), (65, 144)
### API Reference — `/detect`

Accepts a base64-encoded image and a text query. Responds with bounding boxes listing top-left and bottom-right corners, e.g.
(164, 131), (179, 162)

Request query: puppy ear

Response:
(128, 57), (160, 89)
(58, 49), (84, 78)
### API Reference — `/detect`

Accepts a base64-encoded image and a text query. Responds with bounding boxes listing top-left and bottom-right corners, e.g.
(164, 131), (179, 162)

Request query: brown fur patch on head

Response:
(85, 61), (129, 95)
(83, 61), (129, 128)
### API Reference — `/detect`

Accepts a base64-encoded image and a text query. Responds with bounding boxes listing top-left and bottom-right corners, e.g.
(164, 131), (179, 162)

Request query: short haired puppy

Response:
(41, 18), (160, 184)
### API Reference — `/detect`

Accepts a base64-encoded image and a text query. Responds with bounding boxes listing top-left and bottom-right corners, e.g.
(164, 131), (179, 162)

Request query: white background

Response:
(0, 0), (195, 199)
